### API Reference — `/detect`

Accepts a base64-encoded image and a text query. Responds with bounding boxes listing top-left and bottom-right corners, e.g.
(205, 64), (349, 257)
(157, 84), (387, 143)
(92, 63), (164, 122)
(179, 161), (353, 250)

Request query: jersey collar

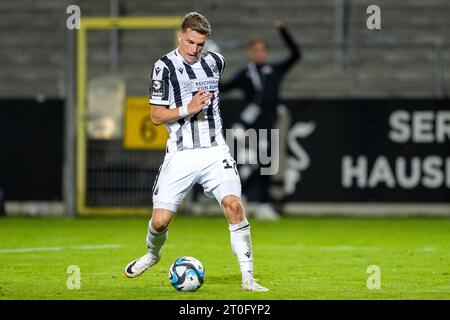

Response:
(176, 47), (201, 66)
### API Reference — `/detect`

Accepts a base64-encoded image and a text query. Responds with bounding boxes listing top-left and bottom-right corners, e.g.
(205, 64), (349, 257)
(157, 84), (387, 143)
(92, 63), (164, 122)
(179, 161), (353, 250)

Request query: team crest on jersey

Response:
(152, 80), (165, 97)
(182, 81), (196, 92)
(210, 62), (218, 73)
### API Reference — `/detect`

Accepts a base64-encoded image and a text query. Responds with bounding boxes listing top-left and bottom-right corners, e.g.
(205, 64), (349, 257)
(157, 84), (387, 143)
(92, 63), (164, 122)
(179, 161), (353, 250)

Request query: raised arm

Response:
(274, 20), (301, 73)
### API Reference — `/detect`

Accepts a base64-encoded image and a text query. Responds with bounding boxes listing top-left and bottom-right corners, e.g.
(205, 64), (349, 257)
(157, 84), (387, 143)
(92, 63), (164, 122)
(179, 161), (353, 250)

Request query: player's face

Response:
(178, 28), (208, 64)
(249, 41), (268, 65)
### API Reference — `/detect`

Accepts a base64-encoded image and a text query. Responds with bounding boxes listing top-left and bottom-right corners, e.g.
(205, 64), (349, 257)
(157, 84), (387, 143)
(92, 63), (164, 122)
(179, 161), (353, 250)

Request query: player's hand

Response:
(188, 90), (213, 114)
(273, 20), (284, 29)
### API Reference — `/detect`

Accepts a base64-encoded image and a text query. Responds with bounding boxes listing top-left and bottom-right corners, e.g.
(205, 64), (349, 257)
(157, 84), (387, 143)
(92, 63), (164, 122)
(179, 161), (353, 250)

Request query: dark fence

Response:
(1, 98), (448, 205)
(0, 99), (64, 201)
(221, 99), (450, 203)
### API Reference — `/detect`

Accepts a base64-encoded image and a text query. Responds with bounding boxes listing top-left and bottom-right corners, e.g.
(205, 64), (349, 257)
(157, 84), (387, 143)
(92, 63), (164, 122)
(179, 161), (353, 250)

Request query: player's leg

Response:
(125, 150), (197, 278)
(146, 208), (173, 258)
(124, 208), (174, 278)
(199, 146), (268, 291)
(221, 195), (268, 292)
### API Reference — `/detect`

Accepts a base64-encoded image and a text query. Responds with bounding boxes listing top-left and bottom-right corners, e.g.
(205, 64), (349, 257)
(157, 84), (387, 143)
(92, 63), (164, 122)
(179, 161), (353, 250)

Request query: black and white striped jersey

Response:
(149, 48), (226, 153)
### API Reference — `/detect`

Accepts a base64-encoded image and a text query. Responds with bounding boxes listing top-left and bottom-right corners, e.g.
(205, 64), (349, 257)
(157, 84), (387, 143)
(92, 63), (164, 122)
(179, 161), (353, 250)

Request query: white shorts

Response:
(152, 144), (242, 212)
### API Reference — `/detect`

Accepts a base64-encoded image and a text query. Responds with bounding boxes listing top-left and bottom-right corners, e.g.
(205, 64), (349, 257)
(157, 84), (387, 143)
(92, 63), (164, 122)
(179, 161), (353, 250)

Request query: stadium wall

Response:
(219, 98), (450, 216)
(0, 99), (64, 215)
(71, 98), (450, 217)
(0, 98), (448, 216)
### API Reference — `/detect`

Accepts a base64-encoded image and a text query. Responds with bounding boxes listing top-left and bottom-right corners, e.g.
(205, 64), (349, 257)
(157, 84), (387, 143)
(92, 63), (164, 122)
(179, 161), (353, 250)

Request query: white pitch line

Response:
(73, 244), (122, 250)
(318, 246), (381, 251)
(0, 244), (122, 254)
(416, 246), (435, 252)
(0, 246), (63, 254)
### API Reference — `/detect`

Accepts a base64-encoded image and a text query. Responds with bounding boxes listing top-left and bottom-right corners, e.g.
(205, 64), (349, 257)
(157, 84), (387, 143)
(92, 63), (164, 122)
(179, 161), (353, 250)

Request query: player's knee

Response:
(230, 200), (243, 216)
(222, 196), (245, 221)
(151, 207), (175, 232)
(151, 218), (168, 232)
(150, 210), (171, 232)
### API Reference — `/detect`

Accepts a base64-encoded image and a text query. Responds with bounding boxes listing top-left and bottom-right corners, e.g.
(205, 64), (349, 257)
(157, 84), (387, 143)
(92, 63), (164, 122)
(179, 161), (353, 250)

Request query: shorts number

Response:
(223, 159), (233, 169)
(223, 159), (238, 176)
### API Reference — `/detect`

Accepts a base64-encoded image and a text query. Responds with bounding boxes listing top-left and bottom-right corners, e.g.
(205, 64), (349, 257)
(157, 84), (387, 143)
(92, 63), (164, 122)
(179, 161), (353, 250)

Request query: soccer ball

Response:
(169, 256), (205, 292)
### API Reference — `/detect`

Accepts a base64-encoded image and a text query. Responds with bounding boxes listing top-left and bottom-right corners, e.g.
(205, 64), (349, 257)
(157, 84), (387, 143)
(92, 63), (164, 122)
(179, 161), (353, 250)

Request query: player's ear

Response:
(177, 31), (182, 43)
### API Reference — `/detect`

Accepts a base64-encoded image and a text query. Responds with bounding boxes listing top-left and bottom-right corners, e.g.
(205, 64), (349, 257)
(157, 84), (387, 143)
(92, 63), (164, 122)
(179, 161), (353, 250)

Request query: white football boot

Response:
(124, 253), (160, 278)
(242, 276), (269, 292)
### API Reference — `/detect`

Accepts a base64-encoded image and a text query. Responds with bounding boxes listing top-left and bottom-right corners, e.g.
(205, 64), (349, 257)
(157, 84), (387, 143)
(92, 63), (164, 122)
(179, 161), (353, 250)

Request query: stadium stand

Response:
(0, 0), (449, 98)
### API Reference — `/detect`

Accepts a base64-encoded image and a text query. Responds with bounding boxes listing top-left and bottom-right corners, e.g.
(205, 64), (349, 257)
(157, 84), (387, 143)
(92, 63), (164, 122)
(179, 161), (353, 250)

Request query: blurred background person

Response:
(220, 20), (301, 220)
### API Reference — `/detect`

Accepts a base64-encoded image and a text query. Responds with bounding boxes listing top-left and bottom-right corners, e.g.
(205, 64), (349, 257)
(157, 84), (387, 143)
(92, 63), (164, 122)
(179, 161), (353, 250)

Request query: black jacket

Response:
(220, 26), (300, 129)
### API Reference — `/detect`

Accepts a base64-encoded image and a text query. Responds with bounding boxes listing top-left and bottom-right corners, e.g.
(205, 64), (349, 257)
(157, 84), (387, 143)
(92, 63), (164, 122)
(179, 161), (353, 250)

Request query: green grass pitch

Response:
(0, 216), (449, 299)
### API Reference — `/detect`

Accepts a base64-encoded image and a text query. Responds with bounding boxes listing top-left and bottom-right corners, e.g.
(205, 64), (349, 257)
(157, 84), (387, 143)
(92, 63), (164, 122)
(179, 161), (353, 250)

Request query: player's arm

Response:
(151, 90), (212, 126)
(149, 61), (212, 125)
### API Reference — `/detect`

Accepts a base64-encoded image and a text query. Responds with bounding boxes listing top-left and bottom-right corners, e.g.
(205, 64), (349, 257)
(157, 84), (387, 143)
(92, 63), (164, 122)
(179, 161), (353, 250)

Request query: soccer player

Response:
(220, 20), (301, 220)
(124, 12), (268, 292)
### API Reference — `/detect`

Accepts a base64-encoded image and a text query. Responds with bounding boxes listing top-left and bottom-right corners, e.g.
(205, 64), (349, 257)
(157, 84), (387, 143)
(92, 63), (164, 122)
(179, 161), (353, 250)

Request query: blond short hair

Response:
(181, 12), (211, 36)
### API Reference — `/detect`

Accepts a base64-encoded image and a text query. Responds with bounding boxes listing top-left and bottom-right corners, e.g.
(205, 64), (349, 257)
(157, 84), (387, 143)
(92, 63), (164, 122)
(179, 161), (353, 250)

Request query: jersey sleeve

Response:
(149, 60), (171, 106)
(209, 51), (226, 75)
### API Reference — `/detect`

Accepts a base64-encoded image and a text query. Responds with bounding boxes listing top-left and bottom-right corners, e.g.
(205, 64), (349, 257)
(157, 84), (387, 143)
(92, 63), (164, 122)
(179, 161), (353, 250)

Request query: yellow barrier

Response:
(124, 97), (169, 150)
(76, 17), (181, 216)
